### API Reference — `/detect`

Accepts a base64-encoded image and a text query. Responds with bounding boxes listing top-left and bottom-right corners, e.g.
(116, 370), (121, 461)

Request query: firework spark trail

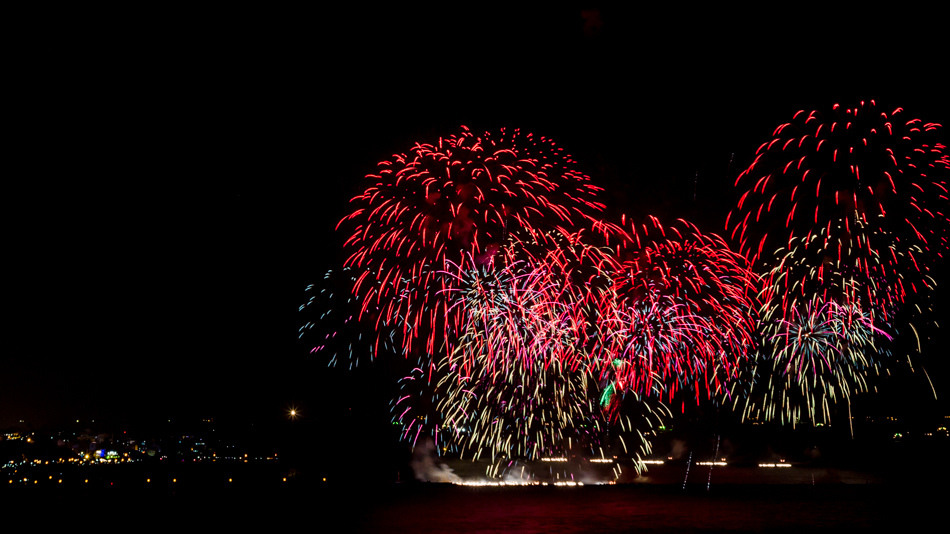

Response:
(728, 100), (949, 272)
(392, 351), (670, 467)
(437, 232), (594, 376)
(593, 217), (759, 406)
(726, 101), (948, 426)
(440, 353), (602, 462)
(389, 227), (676, 465)
(743, 298), (893, 426)
(338, 126), (607, 363)
(757, 222), (910, 325)
(727, 101), (948, 331)
(390, 330), (608, 463)
(385, 233), (605, 461)
(708, 434), (720, 492)
(298, 268), (398, 368)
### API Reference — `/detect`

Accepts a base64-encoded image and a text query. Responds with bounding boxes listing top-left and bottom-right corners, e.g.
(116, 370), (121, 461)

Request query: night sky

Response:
(6, 6), (947, 434)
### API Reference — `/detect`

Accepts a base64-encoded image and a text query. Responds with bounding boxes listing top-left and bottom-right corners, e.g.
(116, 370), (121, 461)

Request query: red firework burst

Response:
(595, 216), (759, 405)
(338, 126), (606, 358)
(728, 100), (949, 270)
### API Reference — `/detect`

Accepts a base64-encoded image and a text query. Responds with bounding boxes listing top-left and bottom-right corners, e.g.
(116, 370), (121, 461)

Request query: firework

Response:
(594, 217), (759, 406)
(728, 100), (949, 272)
(309, 106), (948, 466)
(443, 227), (616, 374)
(299, 268), (397, 368)
(441, 233), (604, 461)
(443, 353), (604, 462)
(740, 297), (892, 427)
(391, 365), (453, 453)
(599, 384), (672, 470)
(391, 345), (606, 463)
(725, 101), (948, 425)
(338, 126), (606, 360)
(726, 101), (948, 331)
(391, 227), (637, 464)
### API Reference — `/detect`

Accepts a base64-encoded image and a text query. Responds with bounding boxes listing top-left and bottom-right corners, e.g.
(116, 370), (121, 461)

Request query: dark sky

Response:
(6, 6), (948, 430)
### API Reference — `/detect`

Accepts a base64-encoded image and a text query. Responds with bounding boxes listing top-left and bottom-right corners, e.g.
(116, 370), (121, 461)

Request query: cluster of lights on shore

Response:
(5, 474), (308, 485)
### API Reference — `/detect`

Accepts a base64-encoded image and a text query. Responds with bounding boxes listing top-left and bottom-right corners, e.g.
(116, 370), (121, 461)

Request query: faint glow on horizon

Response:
(452, 480), (589, 487)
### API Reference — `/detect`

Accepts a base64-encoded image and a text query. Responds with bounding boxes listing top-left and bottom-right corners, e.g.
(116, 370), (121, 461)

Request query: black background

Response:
(6, 6), (947, 448)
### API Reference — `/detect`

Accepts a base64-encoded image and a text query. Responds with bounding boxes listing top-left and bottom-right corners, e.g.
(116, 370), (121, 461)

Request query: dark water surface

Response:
(338, 484), (932, 533)
(4, 465), (939, 532)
